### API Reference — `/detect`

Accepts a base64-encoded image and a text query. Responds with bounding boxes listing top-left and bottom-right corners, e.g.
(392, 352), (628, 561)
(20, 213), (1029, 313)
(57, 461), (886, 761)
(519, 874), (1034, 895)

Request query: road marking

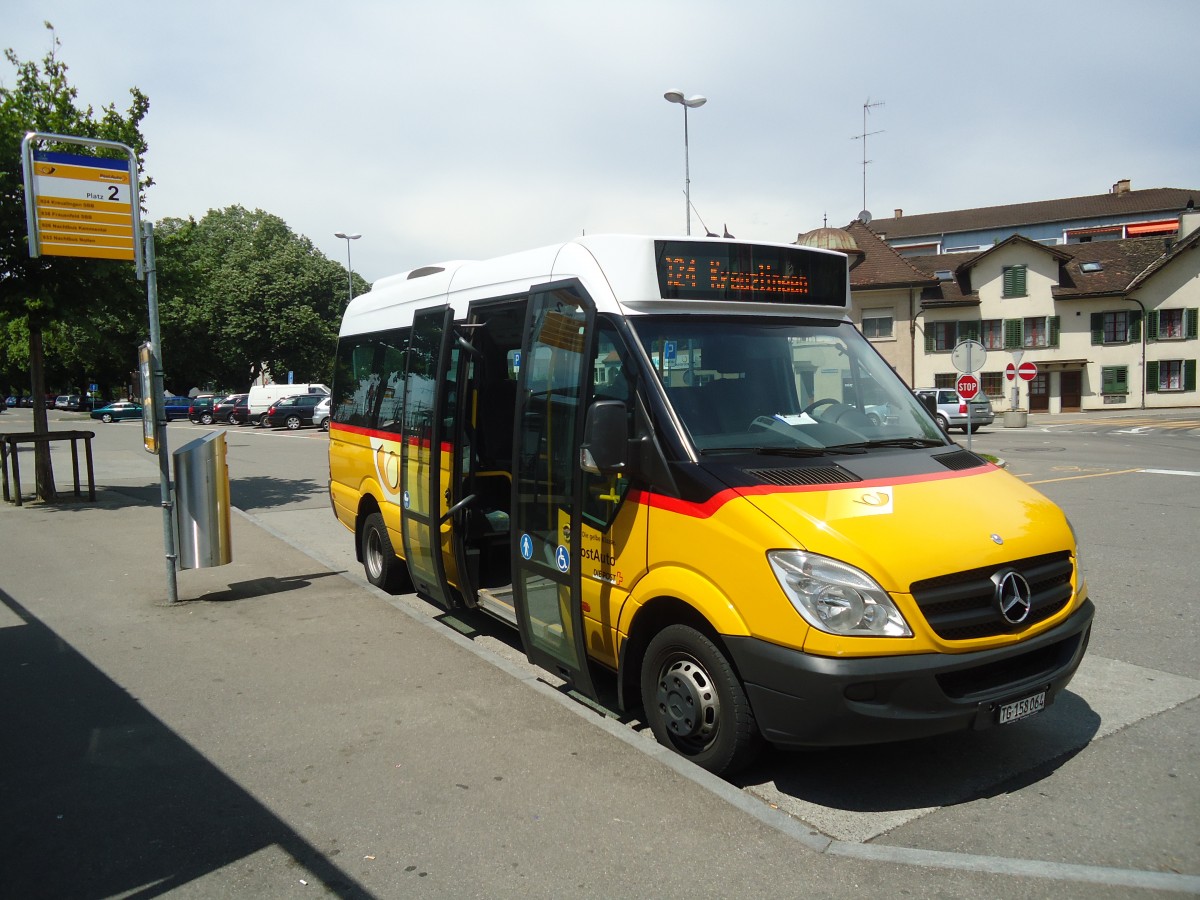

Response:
(1140, 468), (1200, 477)
(1027, 467), (1141, 485)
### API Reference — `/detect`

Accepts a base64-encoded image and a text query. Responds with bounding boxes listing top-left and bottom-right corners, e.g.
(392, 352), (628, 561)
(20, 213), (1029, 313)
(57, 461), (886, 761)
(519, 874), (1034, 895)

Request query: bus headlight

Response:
(768, 550), (912, 638)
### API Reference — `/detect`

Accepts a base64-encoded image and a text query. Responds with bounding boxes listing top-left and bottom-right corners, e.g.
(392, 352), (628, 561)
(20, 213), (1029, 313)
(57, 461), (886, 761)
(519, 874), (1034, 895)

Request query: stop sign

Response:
(955, 373), (981, 400)
(1018, 361), (1038, 381)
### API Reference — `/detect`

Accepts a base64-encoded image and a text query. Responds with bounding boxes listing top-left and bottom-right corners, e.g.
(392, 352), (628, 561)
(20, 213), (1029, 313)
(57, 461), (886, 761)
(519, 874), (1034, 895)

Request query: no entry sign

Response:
(1006, 361), (1039, 381)
(955, 373), (981, 400)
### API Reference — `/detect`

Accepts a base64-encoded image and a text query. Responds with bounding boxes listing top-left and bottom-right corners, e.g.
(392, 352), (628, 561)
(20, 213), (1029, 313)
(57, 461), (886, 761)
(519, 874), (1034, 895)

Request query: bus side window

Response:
(583, 321), (634, 529)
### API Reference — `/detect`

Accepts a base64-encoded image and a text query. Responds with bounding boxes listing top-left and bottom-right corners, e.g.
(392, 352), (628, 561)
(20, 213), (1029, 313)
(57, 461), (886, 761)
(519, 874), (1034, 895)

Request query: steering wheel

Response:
(803, 398), (847, 419)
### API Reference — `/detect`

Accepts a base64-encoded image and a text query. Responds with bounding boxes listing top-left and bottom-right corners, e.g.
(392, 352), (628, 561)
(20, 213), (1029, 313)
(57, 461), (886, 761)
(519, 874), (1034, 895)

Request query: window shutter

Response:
(959, 320), (980, 342)
(1004, 318), (1023, 349)
(1049, 316), (1060, 348)
(1102, 366), (1128, 394)
(924, 329), (935, 353)
(1129, 310), (1142, 343)
(1187, 308), (1199, 339)
(1186, 359), (1198, 392)
(1090, 312), (1104, 345)
(1146, 361), (1159, 393)
(1147, 310), (1159, 342)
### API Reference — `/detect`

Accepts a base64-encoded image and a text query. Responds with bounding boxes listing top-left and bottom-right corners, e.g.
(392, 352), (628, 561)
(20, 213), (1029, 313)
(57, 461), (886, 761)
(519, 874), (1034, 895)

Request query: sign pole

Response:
(144, 222), (179, 603)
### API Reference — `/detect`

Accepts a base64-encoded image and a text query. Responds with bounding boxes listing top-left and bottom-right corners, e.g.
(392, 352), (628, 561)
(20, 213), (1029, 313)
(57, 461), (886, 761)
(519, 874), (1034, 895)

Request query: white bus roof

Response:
(339, 235), (850, 337)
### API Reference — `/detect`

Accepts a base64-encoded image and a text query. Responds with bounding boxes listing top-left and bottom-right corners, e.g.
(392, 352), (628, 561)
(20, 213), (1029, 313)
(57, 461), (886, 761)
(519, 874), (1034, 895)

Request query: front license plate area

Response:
(996, 689), (1046, 725)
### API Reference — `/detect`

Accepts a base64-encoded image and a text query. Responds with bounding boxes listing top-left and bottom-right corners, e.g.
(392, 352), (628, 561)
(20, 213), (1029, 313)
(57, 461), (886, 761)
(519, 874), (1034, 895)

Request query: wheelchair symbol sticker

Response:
(520, 534), (533, 560)
(555, 545), (570, 573)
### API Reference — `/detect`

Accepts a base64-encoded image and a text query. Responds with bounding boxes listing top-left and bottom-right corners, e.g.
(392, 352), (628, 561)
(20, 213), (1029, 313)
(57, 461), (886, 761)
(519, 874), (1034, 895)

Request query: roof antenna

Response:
(851, 97), (884, 214)
(686, 192), (718, 237)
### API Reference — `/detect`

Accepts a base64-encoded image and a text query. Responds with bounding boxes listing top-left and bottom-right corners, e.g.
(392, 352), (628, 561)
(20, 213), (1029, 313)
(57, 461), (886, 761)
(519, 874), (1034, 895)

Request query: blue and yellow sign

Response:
(29, 150), (137, 262)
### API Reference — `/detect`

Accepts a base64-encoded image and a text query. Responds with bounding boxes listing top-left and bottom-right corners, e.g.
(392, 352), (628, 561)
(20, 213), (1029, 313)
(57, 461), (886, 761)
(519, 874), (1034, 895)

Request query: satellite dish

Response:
(858, 209), (873, 224)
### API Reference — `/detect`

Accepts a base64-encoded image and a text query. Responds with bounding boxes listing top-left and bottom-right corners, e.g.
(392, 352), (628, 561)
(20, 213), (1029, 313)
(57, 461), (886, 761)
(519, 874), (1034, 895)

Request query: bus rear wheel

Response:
(640, 624), (761, 776)
(361, 511), (411, 593)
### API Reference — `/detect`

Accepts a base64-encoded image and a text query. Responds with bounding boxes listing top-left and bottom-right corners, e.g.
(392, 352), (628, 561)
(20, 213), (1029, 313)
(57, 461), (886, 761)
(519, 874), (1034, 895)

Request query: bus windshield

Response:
(630, 316), (945, 453)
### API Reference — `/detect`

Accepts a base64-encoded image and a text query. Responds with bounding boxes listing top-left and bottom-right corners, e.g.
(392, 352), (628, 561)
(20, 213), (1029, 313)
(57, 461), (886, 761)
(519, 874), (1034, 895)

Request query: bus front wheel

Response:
(361, 512), (410, 593)
(640, 624), (761, 776)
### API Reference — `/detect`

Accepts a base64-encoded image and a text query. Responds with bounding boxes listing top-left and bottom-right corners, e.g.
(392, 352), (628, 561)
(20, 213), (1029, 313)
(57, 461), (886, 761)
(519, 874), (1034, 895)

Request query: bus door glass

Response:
(512, 284), (595, 695)
(400, 305), (454, 608)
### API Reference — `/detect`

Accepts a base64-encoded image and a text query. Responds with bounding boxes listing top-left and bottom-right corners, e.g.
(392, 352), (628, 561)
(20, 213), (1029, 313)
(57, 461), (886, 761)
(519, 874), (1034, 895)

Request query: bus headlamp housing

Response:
(768, 550), (912, 638)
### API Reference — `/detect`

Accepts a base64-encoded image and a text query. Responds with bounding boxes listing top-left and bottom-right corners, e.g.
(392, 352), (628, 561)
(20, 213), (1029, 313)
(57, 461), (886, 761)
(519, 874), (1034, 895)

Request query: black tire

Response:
(320, 418), (330, 432)
(101, 413), (113, 423)
(935, 413), (949, 431)
(640, 624), (761, 776)
(229, 413), (240, 426)
(360, 511), (412, 593)
(257, 413), (269, 427)
(285, 415), (302, 430)
(200, 412), (214, 425)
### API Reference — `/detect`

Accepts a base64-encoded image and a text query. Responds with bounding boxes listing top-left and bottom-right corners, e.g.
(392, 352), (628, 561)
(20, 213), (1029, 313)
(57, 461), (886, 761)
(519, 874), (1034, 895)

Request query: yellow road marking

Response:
(1028, 467), (1142, 485)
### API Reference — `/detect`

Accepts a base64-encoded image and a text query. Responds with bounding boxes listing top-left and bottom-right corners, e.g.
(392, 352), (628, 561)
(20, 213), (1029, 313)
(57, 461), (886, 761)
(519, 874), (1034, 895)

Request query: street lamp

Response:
(664, 89), (706, 236)
(334, 232), (361, 304)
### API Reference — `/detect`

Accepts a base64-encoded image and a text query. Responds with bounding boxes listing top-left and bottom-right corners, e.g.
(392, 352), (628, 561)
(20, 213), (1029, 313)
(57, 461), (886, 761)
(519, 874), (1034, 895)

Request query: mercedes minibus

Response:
(328, 235), (1093, 775)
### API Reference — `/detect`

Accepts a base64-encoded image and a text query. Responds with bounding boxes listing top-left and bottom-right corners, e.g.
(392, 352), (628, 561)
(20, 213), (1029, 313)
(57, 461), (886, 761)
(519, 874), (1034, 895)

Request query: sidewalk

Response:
(0, 484), (1192, 896)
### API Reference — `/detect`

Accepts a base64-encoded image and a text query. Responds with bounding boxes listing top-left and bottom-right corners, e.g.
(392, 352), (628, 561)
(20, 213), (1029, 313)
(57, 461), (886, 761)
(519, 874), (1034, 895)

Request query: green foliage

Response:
(0, 23), (150, 396)
(155, 206), (353, 392)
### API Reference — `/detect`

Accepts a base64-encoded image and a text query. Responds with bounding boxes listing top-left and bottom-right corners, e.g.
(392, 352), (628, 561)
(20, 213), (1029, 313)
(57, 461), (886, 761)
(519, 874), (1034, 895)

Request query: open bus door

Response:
(400, 305), (455, 609)
(511, 285), (596, 697)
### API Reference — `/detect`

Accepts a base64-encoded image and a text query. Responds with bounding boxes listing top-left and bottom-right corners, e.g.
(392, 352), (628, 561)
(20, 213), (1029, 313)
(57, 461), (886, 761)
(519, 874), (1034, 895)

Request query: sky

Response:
(5, 1), (1198, 286)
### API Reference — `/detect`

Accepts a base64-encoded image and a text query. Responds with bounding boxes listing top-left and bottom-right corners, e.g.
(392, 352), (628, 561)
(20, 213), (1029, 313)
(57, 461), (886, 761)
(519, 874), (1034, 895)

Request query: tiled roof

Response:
(864, 188), (1198, 241)
(843, 221), (936, 290)
(1126, 228), (1200, 293)
(1053, 237), (1172, 299)
(906, 252), (982, 308)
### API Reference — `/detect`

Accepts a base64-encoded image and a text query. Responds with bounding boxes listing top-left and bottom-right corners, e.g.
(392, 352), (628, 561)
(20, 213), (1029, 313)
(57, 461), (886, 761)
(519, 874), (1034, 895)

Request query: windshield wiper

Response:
(700, 445), (831, 457)
(832, 437), (947, 450)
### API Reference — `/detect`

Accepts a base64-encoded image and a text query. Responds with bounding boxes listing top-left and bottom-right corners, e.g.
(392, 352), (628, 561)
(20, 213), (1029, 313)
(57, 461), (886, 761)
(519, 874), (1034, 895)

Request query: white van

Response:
(247, 383), (330, 426)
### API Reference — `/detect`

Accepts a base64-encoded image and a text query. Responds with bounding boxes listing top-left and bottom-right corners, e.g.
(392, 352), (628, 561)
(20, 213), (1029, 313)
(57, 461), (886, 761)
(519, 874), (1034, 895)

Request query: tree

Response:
(156, 206), (361, 392)
(0, 23), (150, 500)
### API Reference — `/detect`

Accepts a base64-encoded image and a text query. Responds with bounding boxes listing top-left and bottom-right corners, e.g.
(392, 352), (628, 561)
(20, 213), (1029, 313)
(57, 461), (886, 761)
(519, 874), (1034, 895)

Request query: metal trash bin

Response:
(173, 431), (232, 569)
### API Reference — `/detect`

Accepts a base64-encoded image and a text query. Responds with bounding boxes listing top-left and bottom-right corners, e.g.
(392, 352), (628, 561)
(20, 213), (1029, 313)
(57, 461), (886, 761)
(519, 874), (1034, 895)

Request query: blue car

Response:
(163, 395), (193, 421)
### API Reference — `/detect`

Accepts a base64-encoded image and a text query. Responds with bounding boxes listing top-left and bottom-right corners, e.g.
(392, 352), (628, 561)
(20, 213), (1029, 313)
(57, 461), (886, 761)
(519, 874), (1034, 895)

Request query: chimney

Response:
(1179, 198), (1200, 240)
(1112, 179), (1131, 195)
(894, 208), (903, 218)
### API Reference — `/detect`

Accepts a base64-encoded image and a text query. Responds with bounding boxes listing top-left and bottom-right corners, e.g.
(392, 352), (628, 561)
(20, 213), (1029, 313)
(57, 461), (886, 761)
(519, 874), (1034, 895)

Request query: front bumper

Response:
(725, 599), (1093, 747)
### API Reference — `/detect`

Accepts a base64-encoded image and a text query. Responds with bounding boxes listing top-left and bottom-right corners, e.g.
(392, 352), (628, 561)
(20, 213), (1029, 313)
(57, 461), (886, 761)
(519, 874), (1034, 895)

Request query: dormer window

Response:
(1079, 261), (1103, 273)
(934, 269), (954, 281)
(1002, 264), (1027, 298)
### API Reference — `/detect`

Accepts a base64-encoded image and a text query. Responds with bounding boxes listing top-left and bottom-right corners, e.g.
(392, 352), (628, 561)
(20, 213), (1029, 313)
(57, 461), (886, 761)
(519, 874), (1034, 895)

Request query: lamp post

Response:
(334, 232), (361, 304)
(664, 89), (706, 235)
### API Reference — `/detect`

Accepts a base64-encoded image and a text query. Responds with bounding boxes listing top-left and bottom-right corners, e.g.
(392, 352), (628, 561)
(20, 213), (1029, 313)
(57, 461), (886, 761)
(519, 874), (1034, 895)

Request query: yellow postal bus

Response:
(328, 235), (1093, 775)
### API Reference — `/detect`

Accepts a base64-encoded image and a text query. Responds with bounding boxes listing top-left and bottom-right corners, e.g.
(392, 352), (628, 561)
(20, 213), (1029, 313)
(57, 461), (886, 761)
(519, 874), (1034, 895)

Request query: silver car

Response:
(913, 387), (994, 433)
(313, 396), (331, 432)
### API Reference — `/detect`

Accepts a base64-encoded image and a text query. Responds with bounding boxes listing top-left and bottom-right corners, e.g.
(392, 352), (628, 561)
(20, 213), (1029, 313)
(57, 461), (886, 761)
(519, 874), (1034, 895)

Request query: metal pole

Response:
(344, 238), (354, 302)
(145, 222), (179, 603)
(683, 106), (691, 236)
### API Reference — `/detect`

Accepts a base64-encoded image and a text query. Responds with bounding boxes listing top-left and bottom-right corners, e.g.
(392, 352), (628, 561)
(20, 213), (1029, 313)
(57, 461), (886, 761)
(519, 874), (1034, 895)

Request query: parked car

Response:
(913, 387), (995, 433)
(313, 396), (331, 432)
(213, 393), (249, 425)
(162, 395), (193, 421)
(5, 396), (17, 408)
(90, 400), (143, 423)
(188, 396), (217, 425)
(55, 394), (81, 410)
(247, 383), (331, 426)
(262, 393), (328, 429)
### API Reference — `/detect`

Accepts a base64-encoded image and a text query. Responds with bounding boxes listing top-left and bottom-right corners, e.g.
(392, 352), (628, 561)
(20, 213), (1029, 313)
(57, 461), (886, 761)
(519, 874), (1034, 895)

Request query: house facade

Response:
(800, 203), (1199, 412)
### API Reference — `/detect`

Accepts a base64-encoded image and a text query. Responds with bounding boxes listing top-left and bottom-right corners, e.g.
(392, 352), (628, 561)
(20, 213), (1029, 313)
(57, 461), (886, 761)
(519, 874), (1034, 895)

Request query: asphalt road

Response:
(10, 405), (1200, 892)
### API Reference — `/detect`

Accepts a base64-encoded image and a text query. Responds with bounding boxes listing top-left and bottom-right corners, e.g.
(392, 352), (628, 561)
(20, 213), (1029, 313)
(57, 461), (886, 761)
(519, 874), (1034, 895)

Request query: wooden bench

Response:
(1, 430), (97, 506)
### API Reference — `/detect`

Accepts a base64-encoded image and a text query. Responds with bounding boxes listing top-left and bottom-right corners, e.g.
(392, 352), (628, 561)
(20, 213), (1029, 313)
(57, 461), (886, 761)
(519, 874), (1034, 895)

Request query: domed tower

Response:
(794, 225), (865, 269)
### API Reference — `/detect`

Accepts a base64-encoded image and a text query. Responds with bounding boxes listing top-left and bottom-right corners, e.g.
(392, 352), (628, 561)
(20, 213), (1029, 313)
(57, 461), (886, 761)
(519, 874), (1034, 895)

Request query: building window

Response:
(981, 371), (1004, 397)
(932, 321), (957, 351)
(1002, 265), (1027, 298)
(861, 313), (894, 339)
(1091, 311), (1142, 345)
(934, 373), (955, 389)
(981, 320), (1004, 350)
(1101, 366), (1128, 395)
(1149, 308), (1198, 341)
(1147, 359), (1197, 393)
(1004, 317), (1060, 349)
(1023, 317), (1050, 348)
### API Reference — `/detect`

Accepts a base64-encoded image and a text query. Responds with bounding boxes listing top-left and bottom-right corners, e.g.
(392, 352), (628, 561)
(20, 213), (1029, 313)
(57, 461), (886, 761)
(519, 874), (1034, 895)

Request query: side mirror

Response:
(581, 400), (628, 475)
